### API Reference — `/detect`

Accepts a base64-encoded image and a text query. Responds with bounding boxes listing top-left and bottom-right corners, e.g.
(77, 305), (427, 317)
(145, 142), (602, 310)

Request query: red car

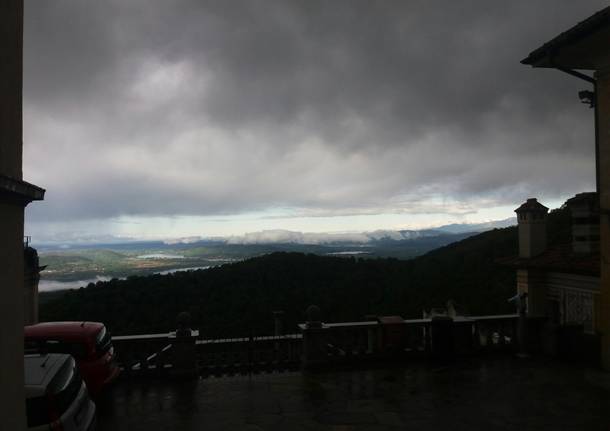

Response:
(25, 321), (120, 397)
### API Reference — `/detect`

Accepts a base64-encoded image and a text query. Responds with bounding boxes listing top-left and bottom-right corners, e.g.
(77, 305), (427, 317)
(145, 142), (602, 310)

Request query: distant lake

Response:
(39, 276), (113, 292)
(39, 266), (210, 292)
(326, 251), (371, 255)
(137, 253), (185, 259)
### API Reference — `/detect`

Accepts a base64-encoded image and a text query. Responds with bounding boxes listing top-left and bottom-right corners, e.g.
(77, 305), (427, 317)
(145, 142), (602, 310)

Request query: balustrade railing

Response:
(110, 314), (537, 378)
(112, 332), (302, 377)
(299, 314), (526, 367)
(197, 334), (302, 377)
(112, 333), (173, 375)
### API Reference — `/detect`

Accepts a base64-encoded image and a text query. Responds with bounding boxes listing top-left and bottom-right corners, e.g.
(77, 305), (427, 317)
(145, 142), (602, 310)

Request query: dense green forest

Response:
(39, 208), (570, 337)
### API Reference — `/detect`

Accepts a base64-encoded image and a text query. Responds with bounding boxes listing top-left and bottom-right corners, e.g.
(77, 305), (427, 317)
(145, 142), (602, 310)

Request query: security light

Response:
(578, 90), (595, 108)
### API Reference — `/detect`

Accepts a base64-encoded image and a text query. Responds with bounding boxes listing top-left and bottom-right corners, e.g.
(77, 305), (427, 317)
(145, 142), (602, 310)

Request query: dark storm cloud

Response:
(22, 0), (606, 222)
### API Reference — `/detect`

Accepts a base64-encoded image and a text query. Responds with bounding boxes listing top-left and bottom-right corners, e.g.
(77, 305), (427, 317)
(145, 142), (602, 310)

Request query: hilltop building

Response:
(0, 1), (45, 428)
(504, 195), (600, 360)
(521, 5), (610, 368)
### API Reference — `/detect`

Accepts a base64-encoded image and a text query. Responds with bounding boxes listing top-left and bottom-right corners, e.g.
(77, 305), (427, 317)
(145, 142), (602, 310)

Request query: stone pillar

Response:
(595, 66), (610, 370)
(516, 269), (546, 316)
(170, 312), (197, 377)
(364, 314), (380, 354)
(301, 305), (326, 369)
(0, 1), (26, 429)
(430, 316), (454, 360)
(273, 310), (284, 336)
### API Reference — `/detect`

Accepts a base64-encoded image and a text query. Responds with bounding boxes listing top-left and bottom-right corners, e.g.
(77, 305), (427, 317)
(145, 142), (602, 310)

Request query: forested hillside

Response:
(39, 208), (569, 336)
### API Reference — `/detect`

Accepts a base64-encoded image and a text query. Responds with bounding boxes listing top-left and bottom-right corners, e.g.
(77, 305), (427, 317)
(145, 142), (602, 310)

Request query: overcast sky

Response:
(22, 1), (606, 243)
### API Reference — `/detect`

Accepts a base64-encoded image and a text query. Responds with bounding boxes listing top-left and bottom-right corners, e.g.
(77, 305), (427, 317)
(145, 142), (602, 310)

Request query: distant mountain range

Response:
(431, 218), (517, 234)
(34, 217), (516, 250)
(165, 217), (518, 246)
(36, 217), (517, 286)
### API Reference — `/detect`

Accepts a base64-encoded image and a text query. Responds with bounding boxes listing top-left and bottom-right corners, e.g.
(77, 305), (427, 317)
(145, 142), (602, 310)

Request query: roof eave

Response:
(0, 174), (45, 205)
(521, 6), (610, 69)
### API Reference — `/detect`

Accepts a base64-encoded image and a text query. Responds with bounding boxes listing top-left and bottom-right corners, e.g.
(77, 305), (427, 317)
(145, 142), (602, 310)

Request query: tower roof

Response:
(515, 198), (548, 214)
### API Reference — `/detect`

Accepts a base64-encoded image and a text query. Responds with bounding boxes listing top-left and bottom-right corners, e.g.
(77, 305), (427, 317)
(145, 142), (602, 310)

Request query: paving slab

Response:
(96, 358), (610, 431)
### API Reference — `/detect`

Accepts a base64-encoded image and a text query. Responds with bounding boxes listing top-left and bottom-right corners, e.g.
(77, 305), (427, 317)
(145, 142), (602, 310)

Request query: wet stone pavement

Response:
(96, 357), (610, 430)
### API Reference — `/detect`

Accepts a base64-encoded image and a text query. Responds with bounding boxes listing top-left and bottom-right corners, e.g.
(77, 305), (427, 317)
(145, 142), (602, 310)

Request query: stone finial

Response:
(176, 311), (193, 337)
(305, 305), (322, 328)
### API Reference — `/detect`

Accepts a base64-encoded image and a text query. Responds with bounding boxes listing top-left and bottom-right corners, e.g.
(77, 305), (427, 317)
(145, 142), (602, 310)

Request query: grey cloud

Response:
(22, 0), (606, 224)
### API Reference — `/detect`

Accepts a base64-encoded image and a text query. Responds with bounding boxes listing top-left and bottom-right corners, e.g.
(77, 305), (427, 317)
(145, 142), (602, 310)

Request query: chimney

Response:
(515, 198), (549, 258)
(566, 192), (599, 254)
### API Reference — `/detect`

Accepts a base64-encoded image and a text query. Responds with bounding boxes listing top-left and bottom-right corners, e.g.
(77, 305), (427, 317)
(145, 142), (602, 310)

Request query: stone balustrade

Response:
(110, 310), (546, 378)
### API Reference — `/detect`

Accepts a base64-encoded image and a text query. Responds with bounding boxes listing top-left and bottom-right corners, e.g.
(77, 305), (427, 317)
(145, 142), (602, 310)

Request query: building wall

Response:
(518, 269), (600, 332)
(0, 0), (23, 180)
(597, 66), (610, 369)
(0, 1), (26, 429)
(0, 203), (26, 430)
(545, 272), (599, 292)
(545, 272), (599, 333)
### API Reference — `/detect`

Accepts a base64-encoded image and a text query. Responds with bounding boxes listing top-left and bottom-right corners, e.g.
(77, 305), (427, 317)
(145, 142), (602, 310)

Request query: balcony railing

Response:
(298, 314), (527, 368)
(112, 331), (302, 377)
(197, 334), (302, 377)
(111, 313), (542, 378)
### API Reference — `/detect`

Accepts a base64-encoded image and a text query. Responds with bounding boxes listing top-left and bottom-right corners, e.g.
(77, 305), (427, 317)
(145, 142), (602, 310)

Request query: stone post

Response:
(364, 314), (379, 354)
(170, 312), (198, 377)
(273, 310), (284, 358)
(430, 316), (454, 360)
(273, 310), (284, 336)
(301, 305), (326, 369)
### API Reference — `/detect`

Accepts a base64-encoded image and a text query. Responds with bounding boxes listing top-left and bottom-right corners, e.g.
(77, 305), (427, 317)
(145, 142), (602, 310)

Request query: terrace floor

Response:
(96, 357), (610, 431)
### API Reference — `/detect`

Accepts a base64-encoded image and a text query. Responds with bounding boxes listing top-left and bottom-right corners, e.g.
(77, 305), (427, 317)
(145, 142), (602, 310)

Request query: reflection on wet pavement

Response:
(96, 357), (610, 430)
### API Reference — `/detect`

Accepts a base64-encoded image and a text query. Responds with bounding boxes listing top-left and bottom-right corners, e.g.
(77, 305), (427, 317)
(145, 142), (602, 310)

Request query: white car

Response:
(25, 354), (96, 431)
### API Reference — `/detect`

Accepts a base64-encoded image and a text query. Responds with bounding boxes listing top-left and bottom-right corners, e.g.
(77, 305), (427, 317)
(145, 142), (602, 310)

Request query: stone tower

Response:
(515, 198), (549, 258)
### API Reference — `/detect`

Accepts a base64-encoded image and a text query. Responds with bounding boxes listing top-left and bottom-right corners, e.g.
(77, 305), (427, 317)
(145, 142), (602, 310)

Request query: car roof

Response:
(24, 354), (72, 396)
(24, 321), (104, 341)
